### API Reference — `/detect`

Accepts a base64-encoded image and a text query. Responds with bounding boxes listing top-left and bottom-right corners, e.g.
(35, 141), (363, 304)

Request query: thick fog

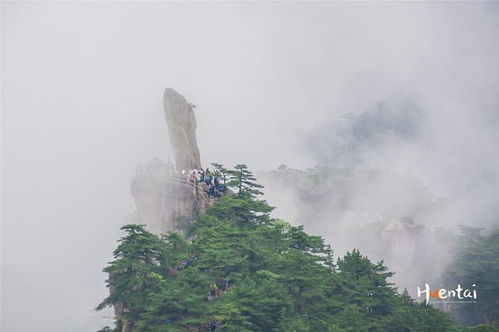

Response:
(2, 2), (498, 331)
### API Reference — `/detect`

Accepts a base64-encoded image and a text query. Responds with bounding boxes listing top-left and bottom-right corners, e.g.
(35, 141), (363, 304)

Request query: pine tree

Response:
(97, 224), (164, 328)
(98, 164), (470, 332)
(227, 164), (264, 198)
(211, 163), (229, 186)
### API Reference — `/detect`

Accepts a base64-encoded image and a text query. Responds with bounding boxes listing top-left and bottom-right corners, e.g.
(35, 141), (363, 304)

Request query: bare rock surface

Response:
(118, 90), (209, 331)
(163, 88), (201, 171)
(130, 90), (206, 234)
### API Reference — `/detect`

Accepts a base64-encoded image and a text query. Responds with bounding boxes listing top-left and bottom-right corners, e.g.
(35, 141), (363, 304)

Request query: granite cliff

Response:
(163, 88), (201, 171)
(130, 89), (207, 234)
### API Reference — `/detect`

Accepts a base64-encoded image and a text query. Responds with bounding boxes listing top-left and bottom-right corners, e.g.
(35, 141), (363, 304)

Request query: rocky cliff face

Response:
(130, 89), (207, 234)
(163, 88), (201, 171)
(115, 90), (209, 331)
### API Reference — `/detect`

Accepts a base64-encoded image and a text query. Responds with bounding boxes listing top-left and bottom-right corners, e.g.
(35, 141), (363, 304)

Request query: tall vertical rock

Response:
(130, 89), (207, 234)
(115, 89), (209, 332)
(163, 88), (201, 171)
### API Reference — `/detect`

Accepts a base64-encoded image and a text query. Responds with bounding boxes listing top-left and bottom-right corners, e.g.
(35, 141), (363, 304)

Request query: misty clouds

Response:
(307, 98), (424, 168)
(2, 2), (498, 331)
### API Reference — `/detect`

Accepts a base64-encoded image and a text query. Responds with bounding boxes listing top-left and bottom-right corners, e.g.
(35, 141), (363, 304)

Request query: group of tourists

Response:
(166, 255), (195, 276)
(207, 276), (230, 301)
(135, 160), (228, 199)
(184, 168), (226, 197)
(174, 256), (230, 304)
(177, 258), (190, 270)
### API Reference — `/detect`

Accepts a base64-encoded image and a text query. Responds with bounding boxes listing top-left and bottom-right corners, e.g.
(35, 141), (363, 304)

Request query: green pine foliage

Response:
(211, 163), (229, 186)
(444, 228), (499, 327)
(98, 164), (465, 331)
(227, 164), (264, 198)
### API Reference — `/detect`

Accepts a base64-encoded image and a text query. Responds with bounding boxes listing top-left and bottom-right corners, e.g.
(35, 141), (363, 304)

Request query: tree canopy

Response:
(226, 164), (263, 198)
(98, 164), (492, 332)
(443, 227), (499, 327)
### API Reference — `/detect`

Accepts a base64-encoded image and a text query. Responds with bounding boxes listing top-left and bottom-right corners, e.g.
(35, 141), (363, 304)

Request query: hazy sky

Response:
(2, 2), (498, 331)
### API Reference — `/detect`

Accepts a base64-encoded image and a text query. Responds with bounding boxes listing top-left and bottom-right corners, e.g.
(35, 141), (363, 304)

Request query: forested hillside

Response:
(97, 165), (497, 332)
